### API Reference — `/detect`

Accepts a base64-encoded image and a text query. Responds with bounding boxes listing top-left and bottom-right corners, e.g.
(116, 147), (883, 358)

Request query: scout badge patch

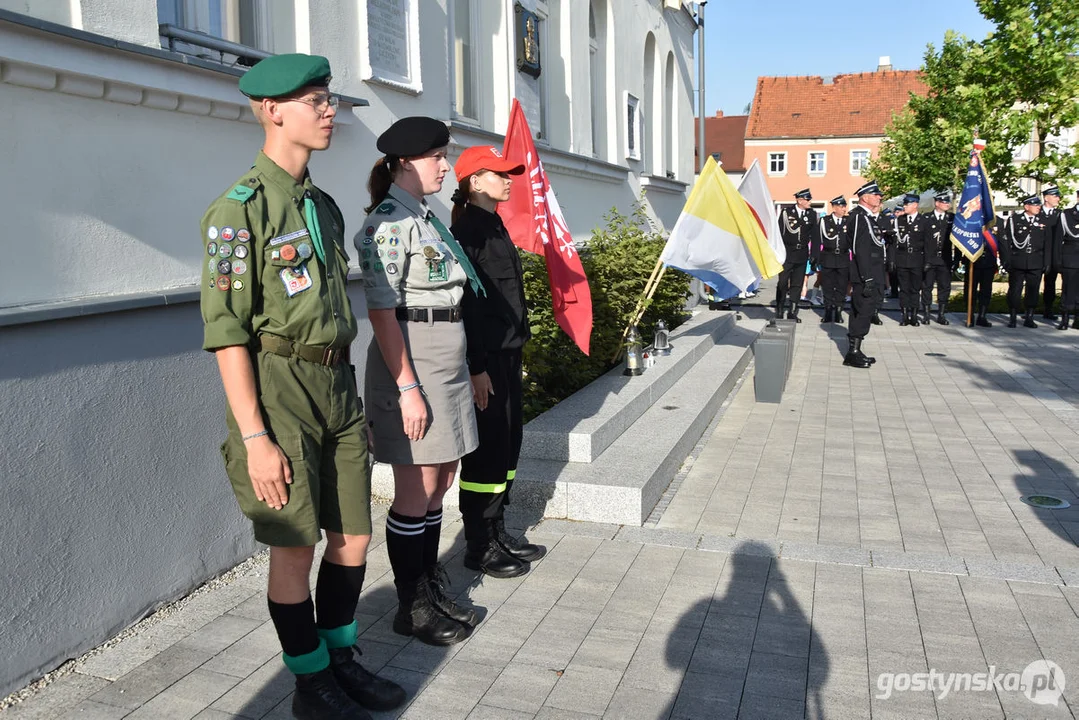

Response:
(423, 244), (447, 282)
(280, 265), (313, 296)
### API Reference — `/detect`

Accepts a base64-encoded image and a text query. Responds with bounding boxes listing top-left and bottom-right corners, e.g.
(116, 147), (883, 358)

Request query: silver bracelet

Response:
(242, 429), (269, 442)
(398, 381), (422, 393)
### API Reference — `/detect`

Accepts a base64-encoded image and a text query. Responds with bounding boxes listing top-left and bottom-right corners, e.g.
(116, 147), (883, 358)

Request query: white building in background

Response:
(0, 0), (698, 697)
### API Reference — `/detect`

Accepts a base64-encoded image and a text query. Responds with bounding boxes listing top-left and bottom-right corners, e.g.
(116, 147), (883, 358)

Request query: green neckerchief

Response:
(428, 214), (486, 297)
(303, 196), (326, 264)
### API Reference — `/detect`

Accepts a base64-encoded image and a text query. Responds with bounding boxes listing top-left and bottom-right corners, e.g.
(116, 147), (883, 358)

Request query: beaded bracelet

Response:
(398, 382), (422, 393)
(242, 429), (269, 442)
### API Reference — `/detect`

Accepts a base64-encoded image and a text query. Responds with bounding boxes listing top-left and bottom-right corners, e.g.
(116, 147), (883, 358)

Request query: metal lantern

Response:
(652, 319), (672, 356)
(623, 325), (643, 376)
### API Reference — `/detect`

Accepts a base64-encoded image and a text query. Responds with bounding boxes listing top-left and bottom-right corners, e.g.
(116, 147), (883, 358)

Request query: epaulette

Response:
(375, 201), (397, 215)
(226, 177), (262, 204)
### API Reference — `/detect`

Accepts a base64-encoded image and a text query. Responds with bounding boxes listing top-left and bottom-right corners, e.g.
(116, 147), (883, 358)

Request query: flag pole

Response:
(612, 258), (665, 362)
(633, 266), (669, 327)
(966, 259), (974, 327)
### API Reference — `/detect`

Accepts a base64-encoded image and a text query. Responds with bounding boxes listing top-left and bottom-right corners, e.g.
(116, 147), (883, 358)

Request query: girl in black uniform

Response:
(451, 145), (547, 578)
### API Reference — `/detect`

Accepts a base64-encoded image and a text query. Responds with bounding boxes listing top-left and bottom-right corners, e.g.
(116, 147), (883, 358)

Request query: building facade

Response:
(694, 110), (748, 184)
(743, 61), (926, 211)
(0, 0), (697, 696)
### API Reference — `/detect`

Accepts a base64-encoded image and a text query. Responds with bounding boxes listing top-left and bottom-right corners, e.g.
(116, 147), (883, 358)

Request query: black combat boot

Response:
(425, 562), (478, 627)
(900, 308), (910, 327)
(1057, 312), (1069, 330)
(1044, 304), (1057, 321)
(834, 307), (844, 324)
(936, 307), (950, 325)
(293, 668), (371, 720)
(1024, 309), (1038, 328)
(329, 647), (406, 711)
(910, 307), (921, 327)
(392, 577), (471, 646)
(821, 306), (833, 324)
(1008, 310), (1018, 328)
(1071, 314), (1079, 329)
(494, 516), (546, 562)
(774, 299), (785, 322)
(871, 311), (883, 325)
(463, 518), (530, 579)
(920, 304), (932, 326)
(843, 337), (871, 369)
(788, 304), (802, 323)
(976, 306), (992, 327)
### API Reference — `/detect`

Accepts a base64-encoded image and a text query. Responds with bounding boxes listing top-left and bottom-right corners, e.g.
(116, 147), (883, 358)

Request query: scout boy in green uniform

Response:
(199, 53), (404, 720)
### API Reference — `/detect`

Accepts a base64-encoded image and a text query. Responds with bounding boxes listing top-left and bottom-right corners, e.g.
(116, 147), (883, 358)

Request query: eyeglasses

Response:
(286, 94), (339, 116)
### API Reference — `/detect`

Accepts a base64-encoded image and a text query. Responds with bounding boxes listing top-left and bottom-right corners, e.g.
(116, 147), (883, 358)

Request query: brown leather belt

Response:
(396, 307), (462, 323)
(258, 334), (346, 366)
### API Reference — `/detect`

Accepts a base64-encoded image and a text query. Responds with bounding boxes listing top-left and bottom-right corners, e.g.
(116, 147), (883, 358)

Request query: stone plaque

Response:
(367, 0), (410, 82)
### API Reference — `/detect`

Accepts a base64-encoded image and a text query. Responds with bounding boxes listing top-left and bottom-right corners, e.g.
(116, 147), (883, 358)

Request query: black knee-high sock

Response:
(267, 596), (320, 658)
(424, 508), (443, 569)
(315, 559), (366, 630)
(386, 509), (426, 596)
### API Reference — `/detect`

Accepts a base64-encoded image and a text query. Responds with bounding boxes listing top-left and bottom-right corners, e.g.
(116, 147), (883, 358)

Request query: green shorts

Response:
(222, 350), (372, 547)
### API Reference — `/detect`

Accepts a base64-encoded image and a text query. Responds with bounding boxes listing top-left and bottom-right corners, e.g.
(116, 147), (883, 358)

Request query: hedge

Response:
(520, 200), (689, 421)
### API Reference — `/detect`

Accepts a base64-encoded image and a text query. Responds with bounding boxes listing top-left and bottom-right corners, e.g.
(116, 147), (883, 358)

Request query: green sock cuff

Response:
(317, 620), (358, 650)
(282, 638), (329, 675)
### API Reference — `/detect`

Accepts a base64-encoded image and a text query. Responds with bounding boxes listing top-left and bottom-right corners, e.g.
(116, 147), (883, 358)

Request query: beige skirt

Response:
(365, 316), (478, 465)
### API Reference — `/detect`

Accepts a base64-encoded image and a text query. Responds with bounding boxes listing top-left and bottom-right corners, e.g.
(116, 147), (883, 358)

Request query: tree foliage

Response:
(868, 0), (1079, 200)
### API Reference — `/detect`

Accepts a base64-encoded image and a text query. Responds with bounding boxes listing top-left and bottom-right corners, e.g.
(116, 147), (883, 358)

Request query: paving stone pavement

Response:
(5, 306), (1079, 719)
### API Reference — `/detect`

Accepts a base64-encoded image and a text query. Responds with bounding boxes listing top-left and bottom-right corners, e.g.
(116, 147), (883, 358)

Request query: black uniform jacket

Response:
(1000, 212), (1050, 272)
(923, 211), (954, 268)
(779, 205), (816, 267)
(892, 213), (926, 269)
(812, 214), (851, 269)
(1042, 207), (1064, 269)
(453, 204), (530, 375)
(848, 205), (888, 286)
(1053, 207), (1079, 270)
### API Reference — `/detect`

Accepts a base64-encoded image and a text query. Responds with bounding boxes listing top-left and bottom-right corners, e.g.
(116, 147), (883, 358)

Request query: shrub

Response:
(520, 200), (690, 421)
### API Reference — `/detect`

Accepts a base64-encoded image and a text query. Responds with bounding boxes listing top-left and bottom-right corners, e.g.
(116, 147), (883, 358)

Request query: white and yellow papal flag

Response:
(660, 157), (783, 300)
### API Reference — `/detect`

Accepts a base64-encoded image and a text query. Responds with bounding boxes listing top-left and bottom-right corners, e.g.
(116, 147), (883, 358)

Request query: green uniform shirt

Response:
(200, 152), (358, 351)
(356, 184), (467, 310)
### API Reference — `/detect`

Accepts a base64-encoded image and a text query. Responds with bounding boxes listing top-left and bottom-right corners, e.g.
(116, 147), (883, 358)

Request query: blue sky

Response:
(701, 0), (995, 116)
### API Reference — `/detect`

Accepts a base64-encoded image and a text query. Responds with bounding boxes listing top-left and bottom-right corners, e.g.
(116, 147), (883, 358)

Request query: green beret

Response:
(239, 53), (331, 99)
(377, 116), (451, 157)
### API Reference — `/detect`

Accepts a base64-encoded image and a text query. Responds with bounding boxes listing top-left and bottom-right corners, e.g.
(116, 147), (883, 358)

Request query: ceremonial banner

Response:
(499, 99), (593, 355)
(737, 159), (786, 267)
(660, 157), (782, 300)
(951, 150), (996, 262)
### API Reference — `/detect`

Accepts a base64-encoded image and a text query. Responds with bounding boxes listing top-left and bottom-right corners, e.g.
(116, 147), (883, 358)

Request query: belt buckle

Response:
(322, 347), (341, 365)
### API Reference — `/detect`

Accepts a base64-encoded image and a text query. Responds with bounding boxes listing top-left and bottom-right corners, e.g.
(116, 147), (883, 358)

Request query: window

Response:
(808, 151), (827, 174)
(850, 149), (870, 174)
(452, 0), (476, 119)
(157, 0), (287, 53)
(768, 152), (787, 175)
(366, 0), (422, 93)
(589, 3), (603, 158)
(664, 52), (676, 178)
(625, 93), (641, 160)
(535, 4), (551, 141)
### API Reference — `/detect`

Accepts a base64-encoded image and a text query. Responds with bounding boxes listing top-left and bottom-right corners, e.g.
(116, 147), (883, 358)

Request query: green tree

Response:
(867, 0), (1079, 200)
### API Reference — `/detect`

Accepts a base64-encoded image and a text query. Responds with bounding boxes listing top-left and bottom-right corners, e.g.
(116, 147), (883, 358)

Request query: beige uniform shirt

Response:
(356, 184), (467, 310)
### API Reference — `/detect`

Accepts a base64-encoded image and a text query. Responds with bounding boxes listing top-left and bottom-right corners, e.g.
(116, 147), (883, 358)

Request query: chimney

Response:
(822, 75), (834, 85)
(877, 55), (893, 71)
(715, 110), (724, 118)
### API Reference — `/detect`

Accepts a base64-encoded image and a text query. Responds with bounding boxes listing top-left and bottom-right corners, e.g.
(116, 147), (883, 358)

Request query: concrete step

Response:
(511, 316), (767, 525)
(520, 311), (737, 463)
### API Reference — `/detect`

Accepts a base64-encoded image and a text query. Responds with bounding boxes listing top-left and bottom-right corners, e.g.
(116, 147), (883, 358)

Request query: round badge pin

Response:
(365, 225), (375, 237)
(221, 227), (235, 242)
(390, 224), (400, 235)
(217, 259), (232, 275)
(388, 249), (400, 260)
(374, 262), (384, 272)
(362, 261), (371, 271)
(216, 276), (231, 291)
(219, 243), (233, 258)
(297, 243), (313, 259)
(207, 226), (219, 241)
(376, 235), (386, 244)
(232, 259), (247, 275)
(280, 244), (297, 261)
(232, 279), (245, 291)
(236, 228), (251, 243)
(234, 244), (249, 260)
(207, 259), (216, 273)
(207, 242), (218, 256)
(387, 263), (398, 275)
(377, 248), (385, 258)
(389, 237), (399, 246)
(362, 248), (372, 258)
(363, 236), (373, 245)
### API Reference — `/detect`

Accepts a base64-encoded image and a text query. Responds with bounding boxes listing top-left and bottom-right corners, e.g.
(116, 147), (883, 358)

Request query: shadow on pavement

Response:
(1012, 449), (1079, 547)
(661, 542), (829, 720)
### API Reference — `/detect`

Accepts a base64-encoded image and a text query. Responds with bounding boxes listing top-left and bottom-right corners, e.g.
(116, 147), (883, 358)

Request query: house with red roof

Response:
(694, 111), (749, 182)
(744, 58), (927, 211)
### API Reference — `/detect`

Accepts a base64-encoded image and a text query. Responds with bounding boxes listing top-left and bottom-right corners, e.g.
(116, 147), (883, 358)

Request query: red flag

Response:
(498, 99), (593, 355)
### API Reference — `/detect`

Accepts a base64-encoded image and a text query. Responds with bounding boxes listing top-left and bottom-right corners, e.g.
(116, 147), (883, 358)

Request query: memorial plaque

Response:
(367, 0), (411, 82)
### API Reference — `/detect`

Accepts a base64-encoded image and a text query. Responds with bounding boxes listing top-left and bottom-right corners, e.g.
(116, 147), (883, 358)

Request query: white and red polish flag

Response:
(498, 98), (593, 355)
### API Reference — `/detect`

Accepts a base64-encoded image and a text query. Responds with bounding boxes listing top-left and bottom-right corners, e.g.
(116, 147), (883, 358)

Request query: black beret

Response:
(377, 116), (451, 157)
(794, 188), (812, 200)
(239, 54), (331, 99)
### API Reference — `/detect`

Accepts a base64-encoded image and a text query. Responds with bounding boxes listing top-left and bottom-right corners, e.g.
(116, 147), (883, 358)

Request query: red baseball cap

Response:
(453, 145), (525, 181)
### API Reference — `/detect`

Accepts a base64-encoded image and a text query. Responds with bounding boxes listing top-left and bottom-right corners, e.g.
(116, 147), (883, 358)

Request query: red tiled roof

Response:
(746, 71), (927, 140)
(694, 113), (749, 173)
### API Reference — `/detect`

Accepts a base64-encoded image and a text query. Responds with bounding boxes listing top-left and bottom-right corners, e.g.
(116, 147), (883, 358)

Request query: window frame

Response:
(158, 0), (278, 55)
(450, 0), (478, 120)
(588, 4), (600, 158)
(362, 0), (423, 95)
(625, 92), (641, 161)
(850, 148), (871, 175)
(533, 1), (551, 143)
(808, 150), (827, 176)
(767, 151), (787, 176)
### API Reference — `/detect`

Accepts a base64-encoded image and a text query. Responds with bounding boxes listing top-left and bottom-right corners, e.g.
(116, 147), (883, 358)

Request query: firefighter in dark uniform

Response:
(887, 204), (904, 300)
(893, 193), (926, 326)
(1000, 195), (1050, 328)
(812, 195), (851, 324)
(1041, 185), (1064, 320)
(844, 182), (887, 369)
(776, 189), (815, 322)
(971, 218), (1000, 328)
(921, 192), (955, 325)
(1053, 190), (1079, 330)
